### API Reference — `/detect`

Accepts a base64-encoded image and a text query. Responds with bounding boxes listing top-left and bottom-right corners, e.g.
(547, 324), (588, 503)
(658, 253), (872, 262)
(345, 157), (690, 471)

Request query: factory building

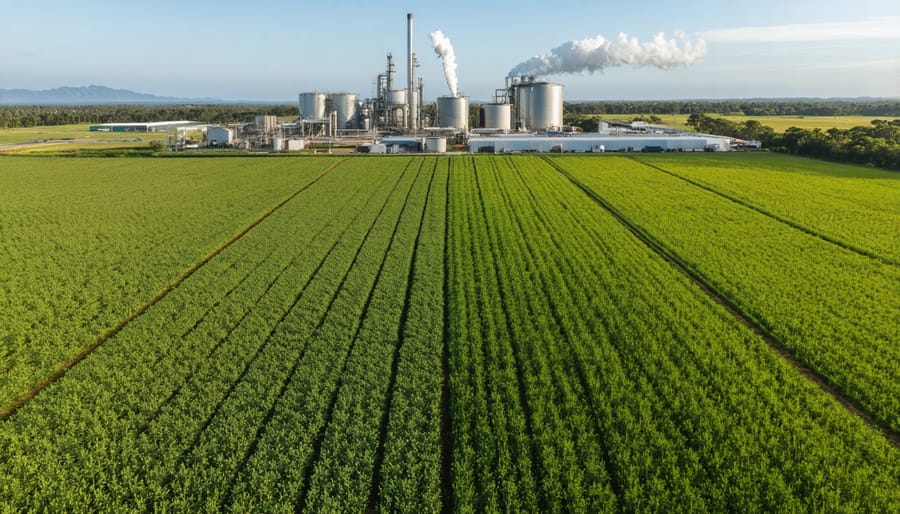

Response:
(279, 12), (740, 153)
(468, 134), (731, 153)
(287, 12), (739, 154)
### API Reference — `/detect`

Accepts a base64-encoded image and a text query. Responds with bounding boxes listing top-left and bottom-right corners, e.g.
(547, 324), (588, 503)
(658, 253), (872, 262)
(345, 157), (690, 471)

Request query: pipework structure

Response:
(407, 13), (418, 133)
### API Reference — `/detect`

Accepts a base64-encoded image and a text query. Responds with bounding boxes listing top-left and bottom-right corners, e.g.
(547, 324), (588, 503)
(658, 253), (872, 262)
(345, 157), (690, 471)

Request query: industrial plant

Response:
(185, 13), (734, 153)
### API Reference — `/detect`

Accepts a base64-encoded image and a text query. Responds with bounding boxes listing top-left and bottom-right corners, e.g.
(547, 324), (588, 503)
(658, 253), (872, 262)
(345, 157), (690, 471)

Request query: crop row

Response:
(447, 155), (900, 511)
(551, 155), (900, 433)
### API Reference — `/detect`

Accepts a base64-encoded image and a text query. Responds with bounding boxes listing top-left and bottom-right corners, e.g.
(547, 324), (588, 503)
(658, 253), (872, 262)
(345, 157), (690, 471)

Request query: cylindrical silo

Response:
(437, 96), (468, 131)
(388, 89), (407, 106)
(298, 92), (327, 120)
(482, 103), (512, 130)
(331, 93), (359, 129)
(514, 83), (533, 131)
(425, 136), (447, 153)
(529, 82), (563, 131)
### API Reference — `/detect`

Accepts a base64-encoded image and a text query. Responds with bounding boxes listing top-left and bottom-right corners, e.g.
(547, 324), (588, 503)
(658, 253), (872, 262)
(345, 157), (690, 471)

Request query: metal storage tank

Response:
(388, 89), (407, 105)
(529, 82), (563, 131)
(425, 136), (447, 153)
(299, 92), (327, 120)
(514, 84), (533, 130)
(437, 96), (468, 131)
(331, 93), (359, 129)
(272, 136), (283, 152)
(482, 103), (512, 130)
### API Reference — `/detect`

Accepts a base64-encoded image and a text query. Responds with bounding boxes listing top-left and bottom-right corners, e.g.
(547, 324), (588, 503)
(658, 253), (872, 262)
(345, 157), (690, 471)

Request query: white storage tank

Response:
(388, 89), (407, 105)
(482, 103), (512, 131)
(529, 82), (564, 131)
(425, 136), (447, 153)
(437, 96), (469, 131)
(299, 92), (327, 120)
(331, 93), (359, 129)
(272, 136), (283, 152)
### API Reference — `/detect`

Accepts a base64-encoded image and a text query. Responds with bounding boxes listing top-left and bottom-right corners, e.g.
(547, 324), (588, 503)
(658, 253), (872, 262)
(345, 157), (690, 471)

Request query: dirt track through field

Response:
(542, 155), (900, 450)
(0, 159), (347, 422)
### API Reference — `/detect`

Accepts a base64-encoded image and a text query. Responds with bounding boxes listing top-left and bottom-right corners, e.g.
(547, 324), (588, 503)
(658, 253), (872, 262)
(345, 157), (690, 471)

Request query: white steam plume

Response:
(430, 30), (459, 97)
(508, 32), (707, 77)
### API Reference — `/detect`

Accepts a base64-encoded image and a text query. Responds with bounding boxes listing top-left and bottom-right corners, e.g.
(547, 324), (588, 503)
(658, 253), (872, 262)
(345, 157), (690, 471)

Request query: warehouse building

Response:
(89, 121), (197, 133)
(468, 134), (731, 153)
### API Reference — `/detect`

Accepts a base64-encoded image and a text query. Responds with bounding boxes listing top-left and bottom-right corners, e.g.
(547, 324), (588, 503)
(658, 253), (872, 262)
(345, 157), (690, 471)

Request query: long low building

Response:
(89, 121), (197, 133)
(468, 134), (731, 153)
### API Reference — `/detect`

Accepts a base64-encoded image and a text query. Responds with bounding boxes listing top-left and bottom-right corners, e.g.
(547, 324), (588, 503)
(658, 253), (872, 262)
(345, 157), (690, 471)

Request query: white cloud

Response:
(701, 18), (900, 43)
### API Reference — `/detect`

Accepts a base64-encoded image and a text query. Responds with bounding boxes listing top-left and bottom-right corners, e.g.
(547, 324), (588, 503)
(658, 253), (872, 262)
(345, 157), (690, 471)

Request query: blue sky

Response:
(2, 0), (898, 101)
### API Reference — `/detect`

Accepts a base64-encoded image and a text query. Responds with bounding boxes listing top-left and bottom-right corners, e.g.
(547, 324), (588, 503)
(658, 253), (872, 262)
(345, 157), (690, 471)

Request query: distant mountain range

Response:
(0, 85), (224, 105)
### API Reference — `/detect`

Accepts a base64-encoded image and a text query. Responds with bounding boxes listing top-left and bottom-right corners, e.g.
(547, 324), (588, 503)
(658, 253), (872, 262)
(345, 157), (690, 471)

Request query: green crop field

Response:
(1, 153), (899, 511)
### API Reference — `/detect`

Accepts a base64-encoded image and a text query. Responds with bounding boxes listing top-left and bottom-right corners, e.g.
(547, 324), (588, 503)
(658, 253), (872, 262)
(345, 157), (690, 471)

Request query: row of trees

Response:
(565, 100), (900, 116)
(686, 113), (900, 170)
(0, 104), (297, 129)
(686, 113), (776, 141)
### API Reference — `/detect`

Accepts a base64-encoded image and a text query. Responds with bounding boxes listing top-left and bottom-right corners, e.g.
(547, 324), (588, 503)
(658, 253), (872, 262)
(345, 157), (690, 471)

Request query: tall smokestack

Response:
(407, 13), (416, 132)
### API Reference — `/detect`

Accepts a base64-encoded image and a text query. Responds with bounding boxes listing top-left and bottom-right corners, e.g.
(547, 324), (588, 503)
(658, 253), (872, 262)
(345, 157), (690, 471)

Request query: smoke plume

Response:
(430, 30), (459, 97)
(508, 32), (707, 77)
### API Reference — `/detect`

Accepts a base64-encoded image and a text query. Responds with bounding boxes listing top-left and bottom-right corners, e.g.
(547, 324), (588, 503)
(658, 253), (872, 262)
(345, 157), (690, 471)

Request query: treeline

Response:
(688, 113), (900, 170)
(0, 104), (298, 128)
(565, 100), (900, 116)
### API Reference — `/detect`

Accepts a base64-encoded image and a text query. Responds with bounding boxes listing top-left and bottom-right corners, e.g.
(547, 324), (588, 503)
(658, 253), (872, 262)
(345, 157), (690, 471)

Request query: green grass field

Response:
(1, 153), (898, 511)
(591, 113), (900, 132)
(0, 124), (167, 152)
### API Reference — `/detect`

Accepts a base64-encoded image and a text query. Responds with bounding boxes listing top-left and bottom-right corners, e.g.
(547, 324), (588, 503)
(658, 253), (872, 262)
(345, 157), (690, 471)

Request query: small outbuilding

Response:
(207, 126), (234, 146)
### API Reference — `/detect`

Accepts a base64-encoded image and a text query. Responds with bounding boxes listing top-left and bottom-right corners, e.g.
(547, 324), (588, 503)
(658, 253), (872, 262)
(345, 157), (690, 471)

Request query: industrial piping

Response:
(407, 13), (416, 132)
